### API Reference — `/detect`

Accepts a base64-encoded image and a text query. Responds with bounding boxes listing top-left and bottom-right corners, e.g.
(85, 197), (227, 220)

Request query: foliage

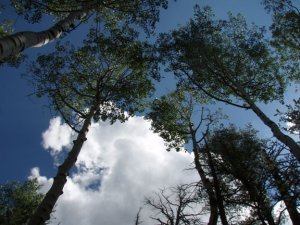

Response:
(147, 87), (233, 225)
(147, 90), (192, 151)
(157, 4), (300, 164)
(11, 0), (170, 35)
(147, 87), (220, 151)
(266, 140), (300, 205)
(158, 5), (286, 107)
(28, 27), (155, 131)
(263, 0), (300, 81)
(204, 126), (297, 225)
(0, 179), (44, 225)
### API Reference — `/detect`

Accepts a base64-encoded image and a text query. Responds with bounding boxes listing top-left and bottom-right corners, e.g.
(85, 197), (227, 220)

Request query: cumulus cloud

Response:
(33, 116), (200, 225)
(42, 117), (73, 154)
(28, 167), (53, 194)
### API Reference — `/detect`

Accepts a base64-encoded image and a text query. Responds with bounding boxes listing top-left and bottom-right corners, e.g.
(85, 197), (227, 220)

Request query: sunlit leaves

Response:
(27, 28), (154, 130)
(147, 91), (190, 151)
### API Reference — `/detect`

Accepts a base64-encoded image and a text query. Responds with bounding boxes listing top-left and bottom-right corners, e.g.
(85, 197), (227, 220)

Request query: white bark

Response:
(0, 10), (88, 59)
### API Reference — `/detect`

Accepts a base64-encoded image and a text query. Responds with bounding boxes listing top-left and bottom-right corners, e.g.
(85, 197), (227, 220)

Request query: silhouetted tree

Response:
(145, 184), (204, 225)
(265, 140), (300, 225)
(205, 126), (277, 225)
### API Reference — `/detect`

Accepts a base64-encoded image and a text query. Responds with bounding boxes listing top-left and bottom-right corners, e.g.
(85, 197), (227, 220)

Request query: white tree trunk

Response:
(0, 10), (88, 59)
(28, 104), (97, 225)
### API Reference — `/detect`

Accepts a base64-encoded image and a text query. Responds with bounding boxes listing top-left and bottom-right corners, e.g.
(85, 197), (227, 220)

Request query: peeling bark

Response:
(0, 10), (88, 59)
(28, 103), (97, 225)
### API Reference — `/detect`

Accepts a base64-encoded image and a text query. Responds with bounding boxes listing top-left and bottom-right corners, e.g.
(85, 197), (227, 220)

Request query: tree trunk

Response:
(242, 94), (300, 162)
(0, 10), (89, 59)
(190, 129), (218, 225)
(263, 153), (300, 225)
(28, 104), (97, 225)
(205, 146), (229, 225)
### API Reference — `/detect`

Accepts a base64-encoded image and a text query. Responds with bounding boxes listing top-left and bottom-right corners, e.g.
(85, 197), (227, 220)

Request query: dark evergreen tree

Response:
(205, 126), (277, 225)
(205, 126), (300, 225)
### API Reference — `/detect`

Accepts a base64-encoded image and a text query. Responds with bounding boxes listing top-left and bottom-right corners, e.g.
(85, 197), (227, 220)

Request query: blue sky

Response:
(0, 1), (296, 224)
(0, 0), (277, 184)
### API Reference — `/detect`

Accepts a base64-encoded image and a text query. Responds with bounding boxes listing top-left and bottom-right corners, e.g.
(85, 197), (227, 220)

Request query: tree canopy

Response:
(1, 1), (300, 225)
(157, 5), (300, 162)
(0, 0), (171, 60)
(0, 179), (44, 225)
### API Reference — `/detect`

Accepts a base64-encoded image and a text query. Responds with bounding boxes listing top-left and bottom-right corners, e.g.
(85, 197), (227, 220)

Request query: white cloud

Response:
(42, 117), (73, 154)
(28, 167), (53, 194)
(33, 116), (200, 225)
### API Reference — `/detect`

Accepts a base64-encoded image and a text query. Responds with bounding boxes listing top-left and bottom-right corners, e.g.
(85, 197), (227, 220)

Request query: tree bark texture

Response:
(0, 10), (88, 59)
(28, 104), (97, 225)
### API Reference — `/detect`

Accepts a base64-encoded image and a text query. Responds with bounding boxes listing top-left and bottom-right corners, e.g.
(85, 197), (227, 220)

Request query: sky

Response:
(0, 0), (296, 224)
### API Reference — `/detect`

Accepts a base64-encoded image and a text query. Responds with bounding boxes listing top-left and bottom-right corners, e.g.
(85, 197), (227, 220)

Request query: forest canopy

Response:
(0, 0), (299, 225)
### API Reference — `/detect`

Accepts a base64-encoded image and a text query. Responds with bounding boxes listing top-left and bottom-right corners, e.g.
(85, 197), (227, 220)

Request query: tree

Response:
(0, 0), (170, 60)
(0, 179), (44, 225)
(26, 28), (155, 225)
(206, 126), (300, 225)
(0, 4), (25, 66)
(157, 5), (300, 162)
(264, 141), (300, 225)
(263, 0), (300, 81)
(205, 126), (277, 225)
(147, 88), (230, 225)
(145, 184), (204, 225)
